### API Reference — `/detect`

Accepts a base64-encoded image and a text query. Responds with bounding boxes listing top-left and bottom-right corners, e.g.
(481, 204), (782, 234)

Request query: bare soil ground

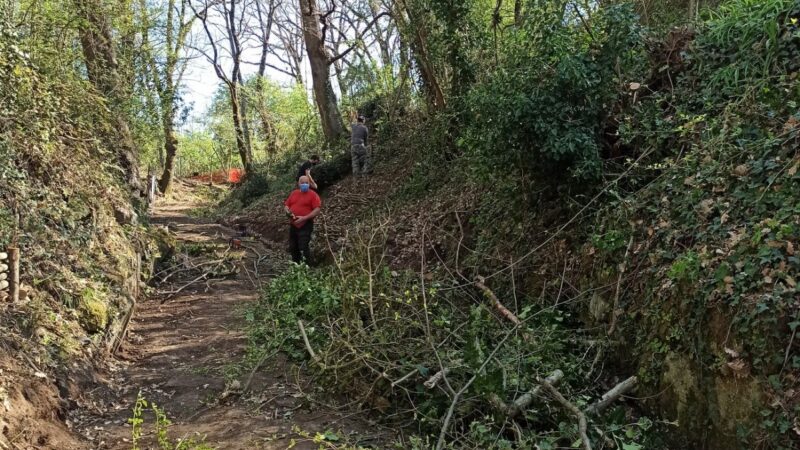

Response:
(71, 188), (392, 450)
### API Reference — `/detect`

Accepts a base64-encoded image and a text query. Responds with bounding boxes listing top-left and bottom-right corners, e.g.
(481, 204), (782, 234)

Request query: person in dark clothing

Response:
(350, 115), (371, 177)
(297, 154), (320, 190)
(284, 175), (322, 264)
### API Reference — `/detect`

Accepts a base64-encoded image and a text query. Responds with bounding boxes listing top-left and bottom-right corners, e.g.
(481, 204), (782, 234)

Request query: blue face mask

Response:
(299, 183), (310, 193)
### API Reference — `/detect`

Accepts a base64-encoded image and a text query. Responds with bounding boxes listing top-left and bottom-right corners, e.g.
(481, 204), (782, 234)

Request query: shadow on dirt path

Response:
(74, 190), (391, 450)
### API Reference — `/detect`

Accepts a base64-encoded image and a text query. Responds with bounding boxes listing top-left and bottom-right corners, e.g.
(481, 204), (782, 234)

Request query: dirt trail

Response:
(73, 191), (389, 449)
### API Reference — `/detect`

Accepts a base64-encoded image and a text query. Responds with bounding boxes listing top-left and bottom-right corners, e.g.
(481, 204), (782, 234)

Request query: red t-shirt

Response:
(284, 189), (322, 228)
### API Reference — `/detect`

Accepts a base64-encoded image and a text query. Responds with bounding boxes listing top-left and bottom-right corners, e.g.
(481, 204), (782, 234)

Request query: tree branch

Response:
(487, 369), (564, 418)
(328, 11), (391, 64)
(542, 380), (592, 450)
(584, 376), (638, 416)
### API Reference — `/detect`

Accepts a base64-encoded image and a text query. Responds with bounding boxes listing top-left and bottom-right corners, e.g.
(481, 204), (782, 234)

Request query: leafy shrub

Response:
(233, 170), (270, 206)
(246, 264), (341, 359)
(462, 3), (646, 184)
(129, 393), (213, 450)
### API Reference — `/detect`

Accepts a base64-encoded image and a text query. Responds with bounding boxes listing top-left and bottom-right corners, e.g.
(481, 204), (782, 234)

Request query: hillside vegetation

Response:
(235, 1), (800, 449)
(0, 24), (157, 449)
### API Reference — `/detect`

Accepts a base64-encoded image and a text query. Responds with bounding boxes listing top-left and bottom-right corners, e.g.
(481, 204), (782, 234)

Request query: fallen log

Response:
(584, 376), (638, 416)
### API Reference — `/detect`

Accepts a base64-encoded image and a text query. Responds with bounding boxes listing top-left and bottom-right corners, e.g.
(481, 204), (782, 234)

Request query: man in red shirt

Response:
(283, 175), (322, 264)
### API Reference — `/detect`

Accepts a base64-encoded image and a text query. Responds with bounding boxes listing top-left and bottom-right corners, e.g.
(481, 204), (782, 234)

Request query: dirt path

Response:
(73, 192), (390, 449)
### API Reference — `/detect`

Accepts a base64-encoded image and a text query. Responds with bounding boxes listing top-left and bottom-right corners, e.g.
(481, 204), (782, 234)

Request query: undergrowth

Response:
(246, 241), (673, 448)
(243, 1), (800, 448)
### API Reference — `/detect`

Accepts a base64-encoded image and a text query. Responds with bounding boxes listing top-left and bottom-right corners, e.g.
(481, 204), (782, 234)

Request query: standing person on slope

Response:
(297, 154), (320, 190)
(284, 175), (322, 264)
(350, 115), (371, 177)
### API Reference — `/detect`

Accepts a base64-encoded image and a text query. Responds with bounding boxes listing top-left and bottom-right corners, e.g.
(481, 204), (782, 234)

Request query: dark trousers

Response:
(289, 221), (314, 264)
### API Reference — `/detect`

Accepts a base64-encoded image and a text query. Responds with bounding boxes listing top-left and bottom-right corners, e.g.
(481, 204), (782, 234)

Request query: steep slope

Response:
(1, 32), (149, 449)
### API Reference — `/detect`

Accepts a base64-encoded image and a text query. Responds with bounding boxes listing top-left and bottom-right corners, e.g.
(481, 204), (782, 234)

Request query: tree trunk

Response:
(229, 84), (253, 173)
(75, 0), (142, 192)
(298, 0), (345, 141)
(158, 112), (178, 193)
(395, 0), (444, 110)
(237, 74), (254, 160)
(254, 76), (277, 157)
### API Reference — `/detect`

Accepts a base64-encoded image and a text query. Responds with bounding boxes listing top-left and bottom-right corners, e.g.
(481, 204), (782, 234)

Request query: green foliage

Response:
(246, 264), (341, 360)
(0, 17), (143, 365)
(583, 1), (800, 447)
(173, 131), (228, 178)
(242, 77), (323, 158)
(693, 0), (800, 99)
(196, 78), (324, 177)
(462, 3), (646, 183)
(233, 170), (270, 207)
(129, 393), (214, 450)
(246, 236), (645, 448)
(78, 286), (109, 333)
(667, 251), (700, 282)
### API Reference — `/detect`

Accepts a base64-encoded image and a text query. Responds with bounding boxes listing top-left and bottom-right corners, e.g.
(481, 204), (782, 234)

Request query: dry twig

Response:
(487, 369), (564, 418)
(541, 380), (591, 450)
(607, 235), (634, 335)
(475, 275), (521, 326)
(298, 319), (326, 370)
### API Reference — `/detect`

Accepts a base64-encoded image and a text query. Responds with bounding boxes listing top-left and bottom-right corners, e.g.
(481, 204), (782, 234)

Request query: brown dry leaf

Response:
(698, 199), (714, 217)
(784, 116), (799, 131)
(733, 164), (750, 177)
(372, 395), (391, 413)
(724, 347), (740, 358)
(720, 212), (729, 224)
(684, 175), (697, 187)
(786, 276), (797, 288)
(629, 82), (641, 91)
(728, 230), (744, 247)
(725, 283), (734, 295)
(727, 359), (750, 379)
(789, 161), (799, 177)
(788, 241), (795, 256)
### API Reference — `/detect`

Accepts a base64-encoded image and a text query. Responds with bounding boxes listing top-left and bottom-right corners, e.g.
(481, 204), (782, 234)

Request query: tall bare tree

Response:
(139, 0), (194, 193)
(190, 0), (254, 173)
(253, 0), (280, 155)
(272, 4), (307, 86)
